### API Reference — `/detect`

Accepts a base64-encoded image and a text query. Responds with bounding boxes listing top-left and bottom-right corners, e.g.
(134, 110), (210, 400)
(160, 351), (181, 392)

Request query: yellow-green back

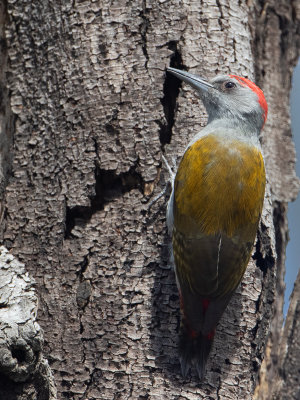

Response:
(173, 134), (265, 299)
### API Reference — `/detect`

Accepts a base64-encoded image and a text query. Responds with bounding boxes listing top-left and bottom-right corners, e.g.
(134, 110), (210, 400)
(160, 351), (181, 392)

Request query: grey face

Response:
(200, 75), (265, 130)
(166, 68), (266, 132)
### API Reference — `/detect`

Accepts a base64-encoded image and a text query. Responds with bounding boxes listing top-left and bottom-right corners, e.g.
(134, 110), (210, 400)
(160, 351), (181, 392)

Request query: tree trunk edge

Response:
(251, 1), (300, 397)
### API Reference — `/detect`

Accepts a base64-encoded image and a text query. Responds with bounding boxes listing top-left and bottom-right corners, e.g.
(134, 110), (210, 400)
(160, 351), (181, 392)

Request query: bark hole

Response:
(253, 223), (275, 276)
(11, 347), (27, 363)
(159, 41), (185, 147)
(65, 166), (143, 238)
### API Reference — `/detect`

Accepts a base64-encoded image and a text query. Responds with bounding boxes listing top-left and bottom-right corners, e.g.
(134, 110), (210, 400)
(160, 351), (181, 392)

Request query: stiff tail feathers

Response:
(179, 326), (214, 380)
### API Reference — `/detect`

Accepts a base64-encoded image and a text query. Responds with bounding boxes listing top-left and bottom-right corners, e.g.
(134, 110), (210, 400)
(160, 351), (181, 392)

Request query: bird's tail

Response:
(179, 324), (214, 380)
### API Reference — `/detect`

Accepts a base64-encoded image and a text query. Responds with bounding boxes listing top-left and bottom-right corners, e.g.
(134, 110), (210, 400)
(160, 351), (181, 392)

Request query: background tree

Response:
(0, 0), (299, 399)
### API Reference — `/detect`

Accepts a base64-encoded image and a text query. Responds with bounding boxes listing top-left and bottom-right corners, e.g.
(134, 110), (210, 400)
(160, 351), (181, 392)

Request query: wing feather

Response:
(172, 134), (265, 335)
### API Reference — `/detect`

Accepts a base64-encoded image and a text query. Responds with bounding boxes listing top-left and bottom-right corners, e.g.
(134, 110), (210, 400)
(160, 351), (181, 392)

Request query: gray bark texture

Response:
(0, 0), (299, 399)
(0, 246), (56, 399)
(274, 269), (300, 400)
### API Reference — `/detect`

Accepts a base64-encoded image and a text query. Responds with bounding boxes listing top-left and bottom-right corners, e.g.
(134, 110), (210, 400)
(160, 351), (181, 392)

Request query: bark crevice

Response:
(159, 41), (185, 148)
(64, 165), (143, 238)
(252, 223), (276, 277)
(215, 0), (224, 30)
(139, 0), (150, 69)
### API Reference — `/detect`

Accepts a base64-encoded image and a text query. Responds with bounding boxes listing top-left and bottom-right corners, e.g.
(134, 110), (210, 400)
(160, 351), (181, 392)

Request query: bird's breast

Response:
(173, 134), (266, 237)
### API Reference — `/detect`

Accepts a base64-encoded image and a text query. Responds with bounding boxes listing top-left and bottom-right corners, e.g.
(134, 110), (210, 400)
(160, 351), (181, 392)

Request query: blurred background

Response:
(285, 58), (300, 316)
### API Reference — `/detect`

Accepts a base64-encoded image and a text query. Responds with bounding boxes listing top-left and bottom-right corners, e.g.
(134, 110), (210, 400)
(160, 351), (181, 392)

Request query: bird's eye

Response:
(224, 81), (236, 89)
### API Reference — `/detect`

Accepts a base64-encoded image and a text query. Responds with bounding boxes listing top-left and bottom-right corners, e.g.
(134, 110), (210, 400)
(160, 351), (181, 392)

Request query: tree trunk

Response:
(0, 0), (299, 399)
(274, 269), (300, 400)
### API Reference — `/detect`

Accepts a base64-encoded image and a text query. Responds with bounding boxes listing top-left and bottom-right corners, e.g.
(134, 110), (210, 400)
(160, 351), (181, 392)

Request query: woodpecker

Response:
(166, 67), (267, 379)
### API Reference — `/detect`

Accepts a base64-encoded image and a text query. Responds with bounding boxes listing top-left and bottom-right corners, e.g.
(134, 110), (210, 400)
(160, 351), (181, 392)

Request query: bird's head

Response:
(167, 67), (268, 133)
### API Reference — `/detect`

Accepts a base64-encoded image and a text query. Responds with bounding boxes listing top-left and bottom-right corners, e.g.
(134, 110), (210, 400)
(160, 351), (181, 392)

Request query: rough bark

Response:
(0, 0), (13, 218)
(0, 246), (56, 399)
(252, 1), (300, 398)
(0, 0), (299, 399)
(273, 269), (300, 400)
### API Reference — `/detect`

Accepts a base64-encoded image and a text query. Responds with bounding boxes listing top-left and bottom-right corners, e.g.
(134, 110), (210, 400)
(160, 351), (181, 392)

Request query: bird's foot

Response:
(147, 154), (176, 209)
